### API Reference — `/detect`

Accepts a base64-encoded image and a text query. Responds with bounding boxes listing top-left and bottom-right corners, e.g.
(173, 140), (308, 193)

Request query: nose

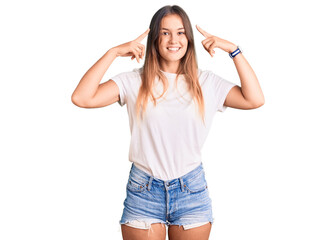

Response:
(169, 34), (178, 44)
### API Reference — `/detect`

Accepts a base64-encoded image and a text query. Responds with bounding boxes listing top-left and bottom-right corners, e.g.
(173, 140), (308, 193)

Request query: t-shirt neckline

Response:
(160, 69), (184, 79)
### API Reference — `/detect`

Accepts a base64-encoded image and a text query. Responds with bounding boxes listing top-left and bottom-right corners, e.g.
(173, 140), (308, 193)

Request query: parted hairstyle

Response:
(136, 5), (205, 125)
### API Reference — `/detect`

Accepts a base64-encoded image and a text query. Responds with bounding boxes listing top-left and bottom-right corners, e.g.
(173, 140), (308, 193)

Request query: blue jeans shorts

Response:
(119, 162), (214, 230)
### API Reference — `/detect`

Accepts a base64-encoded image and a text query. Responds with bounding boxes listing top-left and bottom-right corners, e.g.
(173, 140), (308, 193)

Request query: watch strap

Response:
(229, 46), (242, 58)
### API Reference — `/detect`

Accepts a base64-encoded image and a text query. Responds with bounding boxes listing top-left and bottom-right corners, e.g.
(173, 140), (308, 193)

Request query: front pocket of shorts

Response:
(126, 176), (147, 192)
(184, 170), (208, 193)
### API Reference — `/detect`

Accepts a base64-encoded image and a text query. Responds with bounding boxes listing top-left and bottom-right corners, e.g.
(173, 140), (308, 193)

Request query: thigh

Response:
(168, 222), (212, 240)
(121, 223), (166, 240)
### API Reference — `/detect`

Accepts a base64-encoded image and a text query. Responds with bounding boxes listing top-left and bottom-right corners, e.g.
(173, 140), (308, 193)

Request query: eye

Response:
(162, 32), (169, 35)
(178, 32), (185, 35)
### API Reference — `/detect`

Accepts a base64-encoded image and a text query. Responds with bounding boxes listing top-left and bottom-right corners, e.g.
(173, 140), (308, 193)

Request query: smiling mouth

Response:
(167, 47), (181, 52)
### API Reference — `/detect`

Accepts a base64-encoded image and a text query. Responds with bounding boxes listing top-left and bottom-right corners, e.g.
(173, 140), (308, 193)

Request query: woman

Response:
(71, 5), (264, 240)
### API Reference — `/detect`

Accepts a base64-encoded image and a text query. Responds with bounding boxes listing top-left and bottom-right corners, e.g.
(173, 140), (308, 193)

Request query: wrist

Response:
(229, 45), (238, 53)
(229, 45), (242, 59)
(109, 47), (119, 57)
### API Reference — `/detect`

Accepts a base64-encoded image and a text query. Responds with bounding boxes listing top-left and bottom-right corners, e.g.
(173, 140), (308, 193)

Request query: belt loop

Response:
(179, 177), (184, 192)
(148, 176), (153, 191)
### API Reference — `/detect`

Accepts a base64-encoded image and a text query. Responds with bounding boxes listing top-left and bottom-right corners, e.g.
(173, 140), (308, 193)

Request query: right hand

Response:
(112, 28), (150, 63)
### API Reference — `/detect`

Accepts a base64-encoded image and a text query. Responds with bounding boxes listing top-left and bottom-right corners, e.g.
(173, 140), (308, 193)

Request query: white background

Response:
(1, 0), (335, 239)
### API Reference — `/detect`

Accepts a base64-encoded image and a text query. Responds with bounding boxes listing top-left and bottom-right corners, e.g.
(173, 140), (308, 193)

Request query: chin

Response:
(167, 56), (184, 62)
(162, 52), (187, 62)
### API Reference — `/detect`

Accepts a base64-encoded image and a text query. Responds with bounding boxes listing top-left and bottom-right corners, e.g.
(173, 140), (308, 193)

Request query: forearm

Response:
(231, 50), (265, 106)
(71, 48), (118, 103)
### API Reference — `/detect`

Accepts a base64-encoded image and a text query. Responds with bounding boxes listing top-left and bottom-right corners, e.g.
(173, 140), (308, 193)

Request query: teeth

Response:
(168, 48), (180, 51)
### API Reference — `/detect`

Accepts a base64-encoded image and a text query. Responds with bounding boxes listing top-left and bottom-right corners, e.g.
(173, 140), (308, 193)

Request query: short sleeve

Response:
(209, 71), (237, 112)
(110, 72), (127, 107)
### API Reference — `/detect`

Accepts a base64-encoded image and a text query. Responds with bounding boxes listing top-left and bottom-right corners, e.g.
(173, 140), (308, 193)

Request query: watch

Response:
(229, 45), (242, 59)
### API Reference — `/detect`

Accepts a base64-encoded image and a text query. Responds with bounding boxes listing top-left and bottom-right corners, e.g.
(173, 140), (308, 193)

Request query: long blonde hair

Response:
(136, 5), (205, 125)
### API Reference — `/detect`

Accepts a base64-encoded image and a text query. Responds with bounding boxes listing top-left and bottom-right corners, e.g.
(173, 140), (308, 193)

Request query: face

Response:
(158, 14), (188, 66)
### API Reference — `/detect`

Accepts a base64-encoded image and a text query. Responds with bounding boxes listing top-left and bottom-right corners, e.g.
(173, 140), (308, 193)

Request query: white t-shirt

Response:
(110, 68), (236, 181)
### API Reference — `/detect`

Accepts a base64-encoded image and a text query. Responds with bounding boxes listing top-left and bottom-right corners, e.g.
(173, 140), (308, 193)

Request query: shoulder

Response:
(198, 68), (220, 78)
(197, 68), (236, 93)
(110, 68), (142, 89)
(113, 68), (142, 79)
(197, 68), (219, 83)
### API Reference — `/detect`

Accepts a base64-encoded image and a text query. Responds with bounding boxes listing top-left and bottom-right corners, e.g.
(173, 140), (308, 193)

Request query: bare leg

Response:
(121, 223), (166, 240)
(168, 222), (212, 240)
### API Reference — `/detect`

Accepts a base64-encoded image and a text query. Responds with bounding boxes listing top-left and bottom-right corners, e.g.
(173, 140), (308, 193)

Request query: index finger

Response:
(196, 25), (212, 38)
(135, 28), (150, 42)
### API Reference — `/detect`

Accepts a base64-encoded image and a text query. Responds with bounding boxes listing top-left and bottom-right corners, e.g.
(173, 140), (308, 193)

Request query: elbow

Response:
(71, 93), (80, 106)
(252, 98), (265, 109)
(71, 93), (87, 108)
(255, 101), (265, 108)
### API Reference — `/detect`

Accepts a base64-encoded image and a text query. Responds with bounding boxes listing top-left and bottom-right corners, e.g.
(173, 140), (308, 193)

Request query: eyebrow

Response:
(161, 27), (185, 31)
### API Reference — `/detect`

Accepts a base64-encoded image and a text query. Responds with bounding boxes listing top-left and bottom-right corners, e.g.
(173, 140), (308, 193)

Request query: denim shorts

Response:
(119, 162), (214, 230)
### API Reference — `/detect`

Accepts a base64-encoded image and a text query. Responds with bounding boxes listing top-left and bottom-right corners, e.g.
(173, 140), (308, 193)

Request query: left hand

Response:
(196, 25), (237, 57)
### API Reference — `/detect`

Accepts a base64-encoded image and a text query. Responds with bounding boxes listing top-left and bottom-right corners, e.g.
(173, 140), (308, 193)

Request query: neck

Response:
(160, 60), (180, 74)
